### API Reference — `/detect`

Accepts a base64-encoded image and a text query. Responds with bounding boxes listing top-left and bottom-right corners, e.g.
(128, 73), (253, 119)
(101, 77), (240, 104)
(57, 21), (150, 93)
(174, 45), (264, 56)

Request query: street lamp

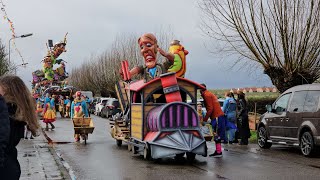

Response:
(14, 62), (28, 75)
(8, 33), (33, 64)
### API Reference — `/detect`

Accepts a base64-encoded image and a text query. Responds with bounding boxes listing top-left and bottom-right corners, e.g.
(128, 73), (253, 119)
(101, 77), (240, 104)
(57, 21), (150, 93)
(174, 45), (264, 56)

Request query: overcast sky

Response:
(0, 0), (272, 89)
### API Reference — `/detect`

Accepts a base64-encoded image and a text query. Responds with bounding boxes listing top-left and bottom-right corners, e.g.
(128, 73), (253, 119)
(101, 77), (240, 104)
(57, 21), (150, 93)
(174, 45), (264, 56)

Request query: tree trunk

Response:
(264, 66), (316, 93)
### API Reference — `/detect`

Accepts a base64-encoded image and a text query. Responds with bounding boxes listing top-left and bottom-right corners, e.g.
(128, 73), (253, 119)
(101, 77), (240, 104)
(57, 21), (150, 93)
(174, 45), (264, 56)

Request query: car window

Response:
(273, 93), (291, 113)
(102, 100), (108, 105)
(304, 91), (320, 112)
(288, 91), (307, 112)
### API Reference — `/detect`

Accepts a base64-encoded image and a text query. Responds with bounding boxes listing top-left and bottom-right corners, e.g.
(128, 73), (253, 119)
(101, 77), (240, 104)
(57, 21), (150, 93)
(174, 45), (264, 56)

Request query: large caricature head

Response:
(138, 33), (158, 69)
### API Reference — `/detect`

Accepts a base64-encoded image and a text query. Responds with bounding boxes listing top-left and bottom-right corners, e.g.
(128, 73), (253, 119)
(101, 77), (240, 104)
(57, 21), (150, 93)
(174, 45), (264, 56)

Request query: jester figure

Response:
(42, 34), (68, 82)
(71, 91), (89, 142)
(127, 33), (174, 81)
(158, 40), (189, 77)
(43, 55), (64, 81)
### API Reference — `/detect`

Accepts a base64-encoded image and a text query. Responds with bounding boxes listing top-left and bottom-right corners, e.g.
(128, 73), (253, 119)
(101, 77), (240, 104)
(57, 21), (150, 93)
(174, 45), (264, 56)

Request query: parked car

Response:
(95, 97), (112, 116)
(257, 84), (320, 156)
(100, 99), (121, 118)
(89, 97), (100, 114)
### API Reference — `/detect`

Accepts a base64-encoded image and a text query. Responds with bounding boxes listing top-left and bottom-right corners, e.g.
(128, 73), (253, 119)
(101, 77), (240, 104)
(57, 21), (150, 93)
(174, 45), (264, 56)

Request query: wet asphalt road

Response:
(43, 115), (320, 180)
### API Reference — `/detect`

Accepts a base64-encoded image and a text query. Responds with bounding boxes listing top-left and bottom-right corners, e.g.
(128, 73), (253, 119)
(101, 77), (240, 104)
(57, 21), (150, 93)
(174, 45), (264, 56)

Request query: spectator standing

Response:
(0, 75), (39, 180)
(237, 91), (250, 145)
(200, 84), (225, 157)
(223, 92), (237, 144)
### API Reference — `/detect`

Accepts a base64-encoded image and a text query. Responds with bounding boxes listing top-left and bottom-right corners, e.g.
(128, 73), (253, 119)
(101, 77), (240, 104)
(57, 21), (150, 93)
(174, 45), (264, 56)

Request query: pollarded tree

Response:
(199, 0), (320, 93)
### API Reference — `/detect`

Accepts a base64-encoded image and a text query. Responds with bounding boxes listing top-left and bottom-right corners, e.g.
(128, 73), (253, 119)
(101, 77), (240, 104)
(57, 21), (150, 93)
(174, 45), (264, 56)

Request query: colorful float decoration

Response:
(111, 33), (207, 161)
(31, 33), (77, 117)
(32, 33), (69, 89)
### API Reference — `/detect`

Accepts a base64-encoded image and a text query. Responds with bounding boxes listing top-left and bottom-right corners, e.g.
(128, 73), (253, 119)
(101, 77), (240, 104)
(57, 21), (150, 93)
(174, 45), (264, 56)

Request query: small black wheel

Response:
(174, 153), (185, 161)
(143, 143), (151, 160)
(132, 145), (138, 154)
(116, 140), (122, 147)
(83, 134), (88, 145)
(186, 152), (196, 162)
(257, 126), (272, 149)
(127, 144), (132, 151)
(106, 110), (109, 118)
(300, 131), (315, 157)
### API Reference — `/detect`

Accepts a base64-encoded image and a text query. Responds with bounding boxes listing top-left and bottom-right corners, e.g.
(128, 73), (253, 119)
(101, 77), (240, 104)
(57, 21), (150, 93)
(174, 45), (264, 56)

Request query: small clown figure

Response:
(158, 40), (189, 78)
(71, 91), (89, 142)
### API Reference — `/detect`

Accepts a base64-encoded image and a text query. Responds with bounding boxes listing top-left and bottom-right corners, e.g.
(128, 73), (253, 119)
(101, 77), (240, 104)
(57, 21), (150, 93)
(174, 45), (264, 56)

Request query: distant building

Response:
(229, 86), (278, 93)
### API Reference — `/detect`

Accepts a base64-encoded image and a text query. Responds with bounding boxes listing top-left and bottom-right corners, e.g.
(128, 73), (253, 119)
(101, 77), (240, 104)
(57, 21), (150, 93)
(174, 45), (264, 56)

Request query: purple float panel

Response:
(169, 106), (173, 128)
(177, 105), (181, 127)
(184, 106), (188, 127)
(147, 102), (199, 132)
(147, 105), (164, 132)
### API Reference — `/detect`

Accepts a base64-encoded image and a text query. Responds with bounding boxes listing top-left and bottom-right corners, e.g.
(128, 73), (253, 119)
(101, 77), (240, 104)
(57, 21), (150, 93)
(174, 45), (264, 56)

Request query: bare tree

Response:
(199, 0), (320, 92)
(0, 39), (12, 76)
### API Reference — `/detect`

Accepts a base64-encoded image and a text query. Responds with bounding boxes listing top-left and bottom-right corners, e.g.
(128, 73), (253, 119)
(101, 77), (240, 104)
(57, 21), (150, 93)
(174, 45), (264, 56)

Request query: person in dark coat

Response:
(237, 91), (251, 145)
(0, 95), (10, 174)
(0, 75), (40, 180)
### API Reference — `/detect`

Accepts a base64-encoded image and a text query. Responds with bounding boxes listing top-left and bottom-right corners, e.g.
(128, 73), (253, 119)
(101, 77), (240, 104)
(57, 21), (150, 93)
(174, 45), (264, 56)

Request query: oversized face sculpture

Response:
(138, 33), (158, 69)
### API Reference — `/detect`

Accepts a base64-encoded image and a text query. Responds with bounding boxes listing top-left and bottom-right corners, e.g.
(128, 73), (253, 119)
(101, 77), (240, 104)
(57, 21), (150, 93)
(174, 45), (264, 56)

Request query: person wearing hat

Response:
(200, 83), (225, 158)
(237, 91), (250, 145)
(43, 94), (56, 131)
(71, 91), (89, 142)
(64, 96), (71, 118)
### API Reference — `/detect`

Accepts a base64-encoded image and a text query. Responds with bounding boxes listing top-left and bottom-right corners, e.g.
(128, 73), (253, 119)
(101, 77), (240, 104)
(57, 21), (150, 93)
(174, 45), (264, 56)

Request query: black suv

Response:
(257, 84), (320, 156)
(101, 99), (121, 118)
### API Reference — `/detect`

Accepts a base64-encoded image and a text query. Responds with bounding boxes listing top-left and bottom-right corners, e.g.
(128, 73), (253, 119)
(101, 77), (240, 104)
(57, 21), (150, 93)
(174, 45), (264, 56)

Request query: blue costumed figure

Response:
(43, 94), (56, 131)
(71, 91), (89, 142)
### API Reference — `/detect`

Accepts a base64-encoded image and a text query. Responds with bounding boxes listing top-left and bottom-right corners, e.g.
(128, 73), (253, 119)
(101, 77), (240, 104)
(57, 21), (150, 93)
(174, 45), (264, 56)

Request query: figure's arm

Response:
(129, 66), (143, 77)
(238, 100), (245, 116)
(82, 101), (89, 117)
(70, 102), (74, 118)
(167, 54), (182, 72)
(0, 96), (10, 168)
(50, 55), (57, 64)
(203, 96), (214, 122)
(158, 48), (174, 62)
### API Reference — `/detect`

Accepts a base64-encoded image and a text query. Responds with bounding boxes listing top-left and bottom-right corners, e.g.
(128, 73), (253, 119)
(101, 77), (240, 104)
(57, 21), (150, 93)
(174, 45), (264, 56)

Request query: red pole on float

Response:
(160, 72), (182, 103)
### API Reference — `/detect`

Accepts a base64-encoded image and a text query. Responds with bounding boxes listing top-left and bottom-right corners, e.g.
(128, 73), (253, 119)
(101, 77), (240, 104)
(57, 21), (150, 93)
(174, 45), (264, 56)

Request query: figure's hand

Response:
(158, 48), (174, 62)
(158, 47), (167, 57)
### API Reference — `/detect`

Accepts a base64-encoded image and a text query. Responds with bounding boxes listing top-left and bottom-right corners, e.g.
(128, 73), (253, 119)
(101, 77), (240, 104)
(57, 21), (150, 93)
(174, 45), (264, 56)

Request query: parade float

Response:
(32, 33), (77, 115)
(110, 33), (207, 161)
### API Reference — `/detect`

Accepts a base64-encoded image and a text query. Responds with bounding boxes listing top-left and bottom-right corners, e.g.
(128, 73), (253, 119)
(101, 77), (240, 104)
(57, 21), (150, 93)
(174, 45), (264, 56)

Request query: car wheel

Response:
(186, 152), (196, 162)
(300, 131), (315, 157)
(106, 110), (109, 118)
(257, 126), (272, 149)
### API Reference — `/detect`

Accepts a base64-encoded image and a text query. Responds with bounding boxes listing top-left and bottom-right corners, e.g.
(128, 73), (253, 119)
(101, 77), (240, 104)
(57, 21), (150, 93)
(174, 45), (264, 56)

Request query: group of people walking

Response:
(40, 91), (90, 142)
(199, 83), (251, 158)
